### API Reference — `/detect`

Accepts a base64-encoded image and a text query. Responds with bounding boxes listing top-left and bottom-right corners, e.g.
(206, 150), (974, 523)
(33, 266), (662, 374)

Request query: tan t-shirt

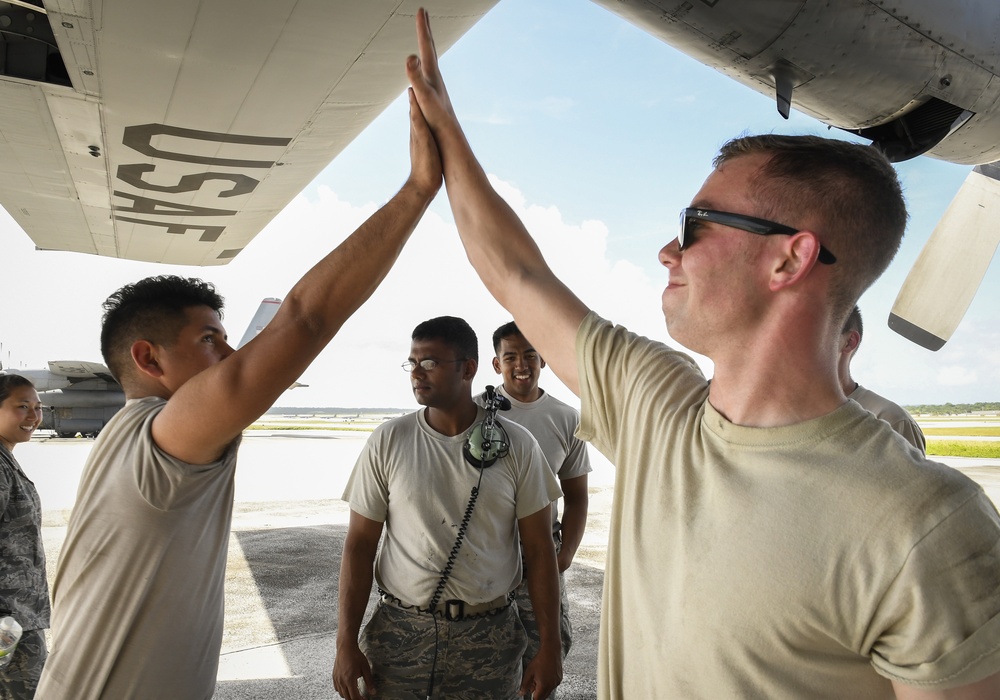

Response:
(850, 384), (926, 454)
(576, 313), (1000, 699)
(480, 386), (591, 533)
(344, 406), (561, 607)
(39, 397), (240, 700)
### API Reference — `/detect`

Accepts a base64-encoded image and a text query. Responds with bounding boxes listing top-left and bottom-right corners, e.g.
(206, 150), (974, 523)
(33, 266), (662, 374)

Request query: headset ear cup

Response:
(463, 421), (500, 468)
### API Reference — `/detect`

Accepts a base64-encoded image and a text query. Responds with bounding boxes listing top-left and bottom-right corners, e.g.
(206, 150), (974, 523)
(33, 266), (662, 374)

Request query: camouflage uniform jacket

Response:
(0, 444), (50, 630)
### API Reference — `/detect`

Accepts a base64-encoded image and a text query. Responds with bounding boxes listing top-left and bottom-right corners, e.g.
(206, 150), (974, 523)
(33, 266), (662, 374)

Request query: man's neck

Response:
(424, 399), (479, 437)
(501, 383), (543, 404)
(707, 320), (846, 427)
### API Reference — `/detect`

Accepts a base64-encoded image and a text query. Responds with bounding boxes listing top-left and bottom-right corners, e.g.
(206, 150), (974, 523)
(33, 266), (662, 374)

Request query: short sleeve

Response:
(869, 490), (1000, 688)
(342, 428), (390, 523)
(510, 425), (563, 520)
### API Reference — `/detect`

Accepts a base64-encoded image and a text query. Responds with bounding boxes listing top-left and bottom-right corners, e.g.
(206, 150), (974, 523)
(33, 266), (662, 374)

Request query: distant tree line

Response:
(905, 402), (1000, 416)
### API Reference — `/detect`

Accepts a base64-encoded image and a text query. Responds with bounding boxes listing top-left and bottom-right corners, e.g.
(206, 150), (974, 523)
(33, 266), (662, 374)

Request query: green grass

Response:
(245, 424), (376, 433)
(922, 427), (1000, 437)
(925, 440), (1000, 459)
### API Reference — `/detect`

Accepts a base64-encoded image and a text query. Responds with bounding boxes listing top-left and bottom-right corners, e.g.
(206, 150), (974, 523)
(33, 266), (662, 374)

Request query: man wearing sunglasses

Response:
(405, 8), (1000, 700)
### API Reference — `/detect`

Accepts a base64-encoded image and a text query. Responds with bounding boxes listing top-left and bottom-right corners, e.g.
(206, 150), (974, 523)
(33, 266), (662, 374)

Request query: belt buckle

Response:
(444, 599), (464, 621)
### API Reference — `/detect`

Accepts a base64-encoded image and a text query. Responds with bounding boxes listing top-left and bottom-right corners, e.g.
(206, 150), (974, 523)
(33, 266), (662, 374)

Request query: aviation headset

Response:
(462, 384), (511, 468)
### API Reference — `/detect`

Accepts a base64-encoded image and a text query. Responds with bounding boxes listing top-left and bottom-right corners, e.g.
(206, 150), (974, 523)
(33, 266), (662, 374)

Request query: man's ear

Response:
(131, 340), (163, 378)
(492, 356), (502, 375)
(769, 231), (824, 291)
(538, 355), (546, 369)
(841, 330), (861, 356)
(463, 358), (479, 382)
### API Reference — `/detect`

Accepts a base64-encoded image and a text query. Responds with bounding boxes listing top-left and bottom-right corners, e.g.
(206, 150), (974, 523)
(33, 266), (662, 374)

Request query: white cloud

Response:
(936, 365), (979, 387)
(0, 176), (692, 411)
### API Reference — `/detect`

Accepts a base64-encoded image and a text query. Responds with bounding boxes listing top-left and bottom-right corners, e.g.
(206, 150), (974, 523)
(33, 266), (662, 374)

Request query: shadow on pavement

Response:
(214, 524), (601, 699)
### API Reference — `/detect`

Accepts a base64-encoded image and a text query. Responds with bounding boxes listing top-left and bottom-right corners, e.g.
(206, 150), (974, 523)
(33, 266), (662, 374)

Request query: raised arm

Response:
(153, 90), (440, 464)
(406, 8), (588, 395)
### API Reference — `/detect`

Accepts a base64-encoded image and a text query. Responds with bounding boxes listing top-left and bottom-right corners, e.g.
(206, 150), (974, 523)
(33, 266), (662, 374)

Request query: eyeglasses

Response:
(679, 208), (836, 265)
(401, 358), (468, 372)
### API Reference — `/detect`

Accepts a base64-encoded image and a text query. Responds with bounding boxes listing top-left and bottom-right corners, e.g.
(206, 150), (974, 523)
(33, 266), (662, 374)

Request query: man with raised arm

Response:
(404, 9), (1000, 699)
(36, 90), (440, 700)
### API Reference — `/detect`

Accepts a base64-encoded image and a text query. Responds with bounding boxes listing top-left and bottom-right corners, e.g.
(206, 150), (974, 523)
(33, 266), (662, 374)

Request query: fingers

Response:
(415, 7), (439, 79)
(332, 656), (376, 699)
(407, 88), (442, 197)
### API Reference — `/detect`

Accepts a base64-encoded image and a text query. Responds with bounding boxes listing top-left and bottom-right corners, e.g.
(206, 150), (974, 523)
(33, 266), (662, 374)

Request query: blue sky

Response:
(2, 0), (997, 409)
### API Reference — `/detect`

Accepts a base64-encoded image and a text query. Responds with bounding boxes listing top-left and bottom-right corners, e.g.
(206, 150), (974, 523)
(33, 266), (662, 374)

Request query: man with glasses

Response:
(334, 316), (563, 700)
(404, 9), (1000, 699)
(839, 305), (926, 453)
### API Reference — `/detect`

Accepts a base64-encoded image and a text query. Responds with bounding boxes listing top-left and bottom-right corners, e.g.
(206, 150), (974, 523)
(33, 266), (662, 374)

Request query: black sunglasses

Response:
(679, 208), (837, 265)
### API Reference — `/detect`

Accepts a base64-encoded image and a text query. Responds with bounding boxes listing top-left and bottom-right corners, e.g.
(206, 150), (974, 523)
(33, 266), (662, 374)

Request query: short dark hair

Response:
(491, 321), (523, 354)
(716, 134), (907, 317)
(412, 316), (478, 361)
(100, 276), (225, 383)
(0, 373), (35, 405)
(842, 305), (864, 339)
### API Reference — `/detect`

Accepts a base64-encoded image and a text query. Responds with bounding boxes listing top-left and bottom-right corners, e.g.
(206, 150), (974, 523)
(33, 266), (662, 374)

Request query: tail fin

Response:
(236, 298), (282, 349)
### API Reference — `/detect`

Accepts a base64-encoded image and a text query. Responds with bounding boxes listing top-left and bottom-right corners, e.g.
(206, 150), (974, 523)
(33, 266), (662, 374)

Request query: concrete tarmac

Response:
(24, 431), (1000, 699)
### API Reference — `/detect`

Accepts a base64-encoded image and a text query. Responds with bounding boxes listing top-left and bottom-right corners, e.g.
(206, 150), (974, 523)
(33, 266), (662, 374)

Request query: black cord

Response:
(425, 467), (485, 698)
(425, 392), (507, 698)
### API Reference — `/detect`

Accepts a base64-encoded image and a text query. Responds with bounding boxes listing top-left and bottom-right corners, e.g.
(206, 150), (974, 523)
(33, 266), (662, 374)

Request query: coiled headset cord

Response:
(425, 396), (503, 699)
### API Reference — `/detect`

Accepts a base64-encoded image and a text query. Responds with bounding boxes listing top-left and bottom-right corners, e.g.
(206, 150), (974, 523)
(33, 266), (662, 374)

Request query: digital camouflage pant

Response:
(0, 629), (47, 700)
(360, 601), (526, 699)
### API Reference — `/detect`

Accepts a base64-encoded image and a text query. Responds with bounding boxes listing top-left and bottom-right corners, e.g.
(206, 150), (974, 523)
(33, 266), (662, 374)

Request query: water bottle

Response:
(0, 616), (22, 670)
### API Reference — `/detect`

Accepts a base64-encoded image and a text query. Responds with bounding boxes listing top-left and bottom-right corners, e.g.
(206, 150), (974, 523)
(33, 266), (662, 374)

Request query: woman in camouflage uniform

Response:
(0, 374), (48, 699)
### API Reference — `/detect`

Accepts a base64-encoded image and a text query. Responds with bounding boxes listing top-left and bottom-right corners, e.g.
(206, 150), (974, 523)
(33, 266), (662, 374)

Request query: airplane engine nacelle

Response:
(44, 405), (122, 438)
(40, 389), (126, 408)
(595, 0), (1000, 164)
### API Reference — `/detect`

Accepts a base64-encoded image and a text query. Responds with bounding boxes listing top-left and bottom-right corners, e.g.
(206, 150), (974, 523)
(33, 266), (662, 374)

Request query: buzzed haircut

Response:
(842, 305), (864, 339)
(412, 316), (478, 362)
(492, 321), (523, 355)
(0, 373), (35, 405)
(716, 134), (907, 317)
(100, 275), (225, 383)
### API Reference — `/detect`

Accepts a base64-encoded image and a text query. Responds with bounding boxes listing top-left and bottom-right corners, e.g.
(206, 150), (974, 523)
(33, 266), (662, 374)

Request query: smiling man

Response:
(486, 321), (590, 682)
(405, 9), (1000, 699)
(335, 316), (563, 700)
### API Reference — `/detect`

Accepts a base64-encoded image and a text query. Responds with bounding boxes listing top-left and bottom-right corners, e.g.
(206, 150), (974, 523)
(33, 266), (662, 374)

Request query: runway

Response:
(21, 431), (1000, 699)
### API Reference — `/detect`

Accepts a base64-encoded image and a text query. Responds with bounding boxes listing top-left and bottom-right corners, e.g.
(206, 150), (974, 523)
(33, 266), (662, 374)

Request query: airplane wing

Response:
(0, 0), (498, 266)
(2, 360), (118, 391)
(584, 0), (1000, 349)
(889, 163), (1000, 350)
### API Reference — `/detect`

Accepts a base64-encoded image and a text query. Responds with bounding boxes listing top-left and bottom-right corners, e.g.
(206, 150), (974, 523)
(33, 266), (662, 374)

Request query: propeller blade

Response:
(888, 163), (1000, 350)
